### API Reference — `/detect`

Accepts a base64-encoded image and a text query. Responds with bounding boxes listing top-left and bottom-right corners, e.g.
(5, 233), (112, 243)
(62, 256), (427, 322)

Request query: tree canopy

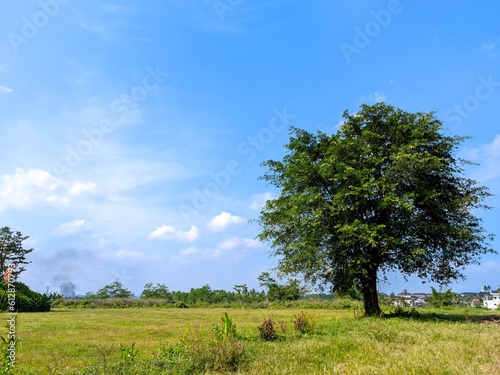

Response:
(257, 103), (495, 316)
(141, 283), (171, 299)
(93, 281), (134, 299)
(0, 226), (34, 278)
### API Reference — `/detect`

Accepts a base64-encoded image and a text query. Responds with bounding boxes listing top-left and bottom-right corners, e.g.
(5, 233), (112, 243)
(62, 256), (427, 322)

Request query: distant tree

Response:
(281, 279), (304, 301)
(257, 103), (495, 316)
(186, 284), (213, 304)
(481, 285), (492, 292)
(85, 291), (96, 299)
(0, 227), (34, 277)
(257, 272), (304, 301)
(233, 284), (248, 302)
(233, 284), (248, 295)
(141, 283), (171, 300)
(95, 281), (134, 299)
(427, 287), (455, 308)
(257, 272), (276, 300)
(211, 288), (232, 304)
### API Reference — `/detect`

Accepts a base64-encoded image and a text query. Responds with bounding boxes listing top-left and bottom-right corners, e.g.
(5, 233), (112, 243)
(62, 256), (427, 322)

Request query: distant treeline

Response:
(73, 272), (319, 304)
(50, 276), (365, 309)
(83, 276), (308, 304)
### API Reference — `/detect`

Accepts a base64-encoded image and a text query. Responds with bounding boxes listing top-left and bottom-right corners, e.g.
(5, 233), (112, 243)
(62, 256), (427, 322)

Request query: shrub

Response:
(184, 331), (247, 373)
(258, 317), (278, 341)
(0, 281), (51, 312)
(293, 310), (316, 334)
(212, 312), (237, 340)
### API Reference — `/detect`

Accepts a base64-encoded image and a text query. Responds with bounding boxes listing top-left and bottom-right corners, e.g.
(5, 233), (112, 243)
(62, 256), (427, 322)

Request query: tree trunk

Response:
(362, 271), (381, 317)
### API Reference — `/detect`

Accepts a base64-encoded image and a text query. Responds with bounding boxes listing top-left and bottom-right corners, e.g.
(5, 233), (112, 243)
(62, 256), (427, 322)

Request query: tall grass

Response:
(7, 307), (500, 374)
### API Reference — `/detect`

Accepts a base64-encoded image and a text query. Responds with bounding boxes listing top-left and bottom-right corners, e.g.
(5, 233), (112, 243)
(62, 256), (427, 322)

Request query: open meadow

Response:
(6, 306), (500, 374)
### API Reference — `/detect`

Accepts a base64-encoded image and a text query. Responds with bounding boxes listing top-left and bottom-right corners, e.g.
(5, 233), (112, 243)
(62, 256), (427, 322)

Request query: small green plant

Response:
(212, 312), (237, 340)
(258, 317), (278, 341)
(119, 342), (138, 362)
(293, 310), (316, 334)
(0, 336), (13, 374)
(44, 347), (70, 375)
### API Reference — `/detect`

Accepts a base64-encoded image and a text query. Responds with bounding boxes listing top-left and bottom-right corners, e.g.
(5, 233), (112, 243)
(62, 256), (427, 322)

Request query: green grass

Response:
(5, 307), (500, 374)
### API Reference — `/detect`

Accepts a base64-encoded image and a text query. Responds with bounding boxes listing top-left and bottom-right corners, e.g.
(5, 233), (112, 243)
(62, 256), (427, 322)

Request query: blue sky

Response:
(1, 0), (499, 296)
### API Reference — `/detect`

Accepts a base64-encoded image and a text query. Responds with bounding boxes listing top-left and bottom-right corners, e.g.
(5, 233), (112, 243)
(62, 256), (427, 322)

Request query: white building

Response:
(483, 289), (500, 309)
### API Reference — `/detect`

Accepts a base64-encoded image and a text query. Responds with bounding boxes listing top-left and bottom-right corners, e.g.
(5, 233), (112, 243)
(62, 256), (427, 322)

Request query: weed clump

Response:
(258, 317), (278, 341)
(293, 310), (316, 334)
(153, 313), (247, 373)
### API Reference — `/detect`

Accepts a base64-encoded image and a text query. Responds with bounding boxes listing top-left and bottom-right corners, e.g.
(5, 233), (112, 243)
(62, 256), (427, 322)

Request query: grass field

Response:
(5, 306), (500, 374)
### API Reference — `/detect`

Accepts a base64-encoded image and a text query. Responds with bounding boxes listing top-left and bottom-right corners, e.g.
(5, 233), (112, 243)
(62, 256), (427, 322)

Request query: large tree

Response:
(257, 103), (495, 316)
(0, 226), (34, 278)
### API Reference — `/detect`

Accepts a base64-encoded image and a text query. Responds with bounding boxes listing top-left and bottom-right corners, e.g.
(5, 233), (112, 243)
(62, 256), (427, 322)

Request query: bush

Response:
(0, 281), (51, 312)
(258, 317), (278, 341)
(186, 336), (247, 373)
(293, 310), (316, 334)
(212, 312), (237, 341)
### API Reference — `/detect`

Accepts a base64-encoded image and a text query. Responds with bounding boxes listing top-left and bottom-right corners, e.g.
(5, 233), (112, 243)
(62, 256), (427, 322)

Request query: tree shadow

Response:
(383, 308), (500, 324)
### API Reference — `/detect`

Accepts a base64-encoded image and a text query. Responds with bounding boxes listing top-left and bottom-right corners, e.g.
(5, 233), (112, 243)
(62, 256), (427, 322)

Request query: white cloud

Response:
(0, 64), (7, 72)
(0, 85), (13, 93)
(69, 181), (98, 195)
(462, 134), (500, 182)
(171, 237), (261, 262)
(218, 237), (262, 250)
(0, 168), (99, 211)
(148, 225), (200, 242)
(170, 246), (212, 262)
(207, 211), (246, 231)
(101, 249), (161, 261)
(249, 192), (273, 210)
(55, 219), (91, 236)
